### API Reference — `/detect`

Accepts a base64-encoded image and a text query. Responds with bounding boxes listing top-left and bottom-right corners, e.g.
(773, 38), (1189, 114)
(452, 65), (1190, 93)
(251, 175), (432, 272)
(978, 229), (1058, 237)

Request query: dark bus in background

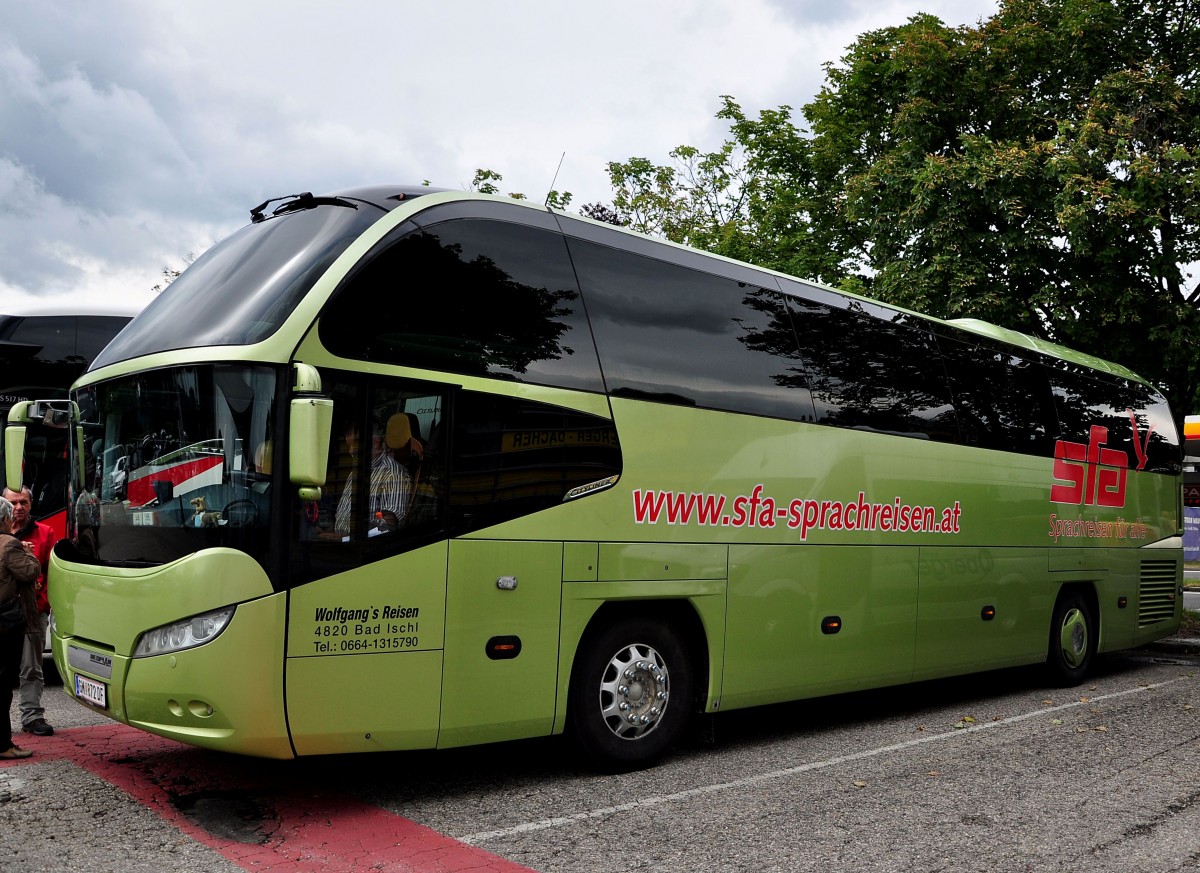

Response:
(0, 302), (142, 536)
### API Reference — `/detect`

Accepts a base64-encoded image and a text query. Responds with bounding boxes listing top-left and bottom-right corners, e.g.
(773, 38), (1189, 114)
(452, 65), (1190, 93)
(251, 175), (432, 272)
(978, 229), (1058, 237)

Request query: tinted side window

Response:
(450, 392), (622, 534)
(6, 316), (77, 364)
(779, 280), (958, 442)
(938, 336), (1057, 455)
(567, 239), (817, 421)
(292, 373), (451, 584)
(321, 218), (604, 392)
(1049, 365), (1180, 474)
(289, 378), (621, 584)
(0, 316), (81, 409)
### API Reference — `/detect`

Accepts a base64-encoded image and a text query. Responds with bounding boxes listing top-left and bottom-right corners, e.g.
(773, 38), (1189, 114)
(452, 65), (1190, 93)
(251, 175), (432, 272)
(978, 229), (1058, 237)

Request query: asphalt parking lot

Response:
(4, 636), (1200, 872)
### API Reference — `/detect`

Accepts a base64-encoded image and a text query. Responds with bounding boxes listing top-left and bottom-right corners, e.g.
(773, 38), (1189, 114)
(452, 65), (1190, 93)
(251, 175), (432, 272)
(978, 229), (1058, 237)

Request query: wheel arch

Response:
(575, 598), (710, 702)
(1045, 579), (1101, 686)
(562, 598), (711, 769)
(1049, 579), (1101, 652)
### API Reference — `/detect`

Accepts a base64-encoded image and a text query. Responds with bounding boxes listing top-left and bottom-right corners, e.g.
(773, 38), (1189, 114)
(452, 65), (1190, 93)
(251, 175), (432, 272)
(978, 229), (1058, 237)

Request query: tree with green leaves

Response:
(468, 168), (573, 211)
(806, 0), (1200, 413)
(605, 0), (1200, 415)
(151, 253), (195, 293)
(603, 100), (848, 284)
(469, 168), (626, 224)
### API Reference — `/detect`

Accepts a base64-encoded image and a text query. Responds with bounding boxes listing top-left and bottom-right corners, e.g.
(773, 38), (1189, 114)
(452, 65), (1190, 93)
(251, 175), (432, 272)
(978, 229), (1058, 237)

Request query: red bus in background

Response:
(124, 439), (225, 509)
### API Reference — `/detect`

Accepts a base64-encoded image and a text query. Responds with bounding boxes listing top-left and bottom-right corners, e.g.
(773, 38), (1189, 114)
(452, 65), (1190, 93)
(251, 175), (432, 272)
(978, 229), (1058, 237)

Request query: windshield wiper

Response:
(249, 192), (358, 223)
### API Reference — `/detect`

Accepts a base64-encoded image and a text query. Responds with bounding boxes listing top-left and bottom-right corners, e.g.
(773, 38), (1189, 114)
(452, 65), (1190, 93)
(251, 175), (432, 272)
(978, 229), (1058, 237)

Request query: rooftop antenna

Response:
(545, 152), (566, 207)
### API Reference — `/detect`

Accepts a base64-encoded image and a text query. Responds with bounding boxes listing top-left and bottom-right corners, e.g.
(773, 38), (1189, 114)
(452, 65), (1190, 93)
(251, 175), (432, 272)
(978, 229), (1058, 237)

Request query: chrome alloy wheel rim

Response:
(598, 642), (670, 740)
(1058, 607), (1089, 669)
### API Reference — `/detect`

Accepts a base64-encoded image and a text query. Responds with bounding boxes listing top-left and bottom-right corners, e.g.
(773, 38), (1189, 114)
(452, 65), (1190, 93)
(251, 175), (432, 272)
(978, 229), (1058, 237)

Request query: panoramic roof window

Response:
(320, 217), (605, 393)
(94, 204), (383, 369)
(778, 278), (958, 442)
(567, 238), (818, 421)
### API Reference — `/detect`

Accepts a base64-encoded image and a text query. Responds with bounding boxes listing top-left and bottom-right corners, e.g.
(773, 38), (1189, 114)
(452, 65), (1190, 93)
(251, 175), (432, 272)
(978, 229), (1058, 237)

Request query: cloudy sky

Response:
(2, 0), (998, 312)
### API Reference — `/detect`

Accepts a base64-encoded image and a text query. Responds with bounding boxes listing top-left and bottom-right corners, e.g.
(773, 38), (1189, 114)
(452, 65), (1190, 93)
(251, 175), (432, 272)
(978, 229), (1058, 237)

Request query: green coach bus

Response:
(7, 187), (1182, 768)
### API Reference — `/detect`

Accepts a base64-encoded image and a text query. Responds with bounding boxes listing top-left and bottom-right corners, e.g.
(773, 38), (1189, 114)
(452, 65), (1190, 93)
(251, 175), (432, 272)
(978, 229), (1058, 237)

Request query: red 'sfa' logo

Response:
(1050, 411), (1153, 507)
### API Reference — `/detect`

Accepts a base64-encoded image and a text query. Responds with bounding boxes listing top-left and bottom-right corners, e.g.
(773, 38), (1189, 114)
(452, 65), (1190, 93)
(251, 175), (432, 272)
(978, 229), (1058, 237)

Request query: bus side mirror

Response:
(4, 427), (26, 493)
(4, 401), (32, 493)
(289, 397), (333, 502)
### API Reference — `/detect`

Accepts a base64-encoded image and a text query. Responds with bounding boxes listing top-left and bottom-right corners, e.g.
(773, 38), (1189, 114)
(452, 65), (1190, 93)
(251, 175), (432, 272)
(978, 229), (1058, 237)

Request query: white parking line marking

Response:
(459, 677), (1186, 844)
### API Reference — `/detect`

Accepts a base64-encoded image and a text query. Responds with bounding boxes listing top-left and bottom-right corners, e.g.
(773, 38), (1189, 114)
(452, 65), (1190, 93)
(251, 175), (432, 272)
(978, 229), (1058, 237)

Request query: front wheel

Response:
(1046, 589), (1096, 686)
(568, 618), (693, 771)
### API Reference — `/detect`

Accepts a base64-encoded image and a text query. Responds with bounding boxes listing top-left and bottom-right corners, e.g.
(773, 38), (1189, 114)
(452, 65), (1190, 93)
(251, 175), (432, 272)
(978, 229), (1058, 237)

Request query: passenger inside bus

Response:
(328, 416), (411, 539)
(385, 412), (423, 520)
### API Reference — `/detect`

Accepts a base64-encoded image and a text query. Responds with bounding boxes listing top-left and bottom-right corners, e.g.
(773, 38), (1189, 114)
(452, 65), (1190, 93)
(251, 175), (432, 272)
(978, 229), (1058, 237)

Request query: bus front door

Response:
(438, 539), (563, 748)
(284, 543), (448, 756)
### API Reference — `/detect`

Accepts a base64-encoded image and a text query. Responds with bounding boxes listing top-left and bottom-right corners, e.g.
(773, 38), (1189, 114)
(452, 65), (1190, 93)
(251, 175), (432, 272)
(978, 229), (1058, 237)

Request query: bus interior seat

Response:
(386, 414), (423, 522)
(385, 414), (420, 467)
(251, 441), (272, 494)
(254, 440), (273, 475)
(404, 413), (423, 449)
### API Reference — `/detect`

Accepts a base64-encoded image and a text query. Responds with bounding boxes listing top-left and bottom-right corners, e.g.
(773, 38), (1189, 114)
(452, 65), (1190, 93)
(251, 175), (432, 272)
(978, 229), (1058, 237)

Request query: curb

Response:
(1141, 637), (1200, 657)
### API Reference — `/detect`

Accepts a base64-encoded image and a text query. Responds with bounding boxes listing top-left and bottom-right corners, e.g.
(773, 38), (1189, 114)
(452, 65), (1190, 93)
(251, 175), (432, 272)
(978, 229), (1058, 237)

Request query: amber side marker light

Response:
(821, 616), (842, 635)
(1117, 596), (1128, 609)
(486, 635), (522, 660)
(981, 605), (996, 621)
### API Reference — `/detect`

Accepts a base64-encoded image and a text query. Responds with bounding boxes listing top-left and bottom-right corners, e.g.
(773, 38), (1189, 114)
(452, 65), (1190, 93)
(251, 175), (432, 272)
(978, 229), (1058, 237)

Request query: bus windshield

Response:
(92, 204), (384, 369)
(68, 364), (276, 568)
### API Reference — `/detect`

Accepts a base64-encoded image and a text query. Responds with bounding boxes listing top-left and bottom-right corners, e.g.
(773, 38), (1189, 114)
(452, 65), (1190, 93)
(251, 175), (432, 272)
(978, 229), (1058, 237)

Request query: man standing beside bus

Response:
(3, 487), (57, 737)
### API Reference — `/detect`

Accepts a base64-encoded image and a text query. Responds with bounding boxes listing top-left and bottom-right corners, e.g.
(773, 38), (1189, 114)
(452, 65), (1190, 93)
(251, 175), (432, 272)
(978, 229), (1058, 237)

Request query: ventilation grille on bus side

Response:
(1138, 560), (1178, 626)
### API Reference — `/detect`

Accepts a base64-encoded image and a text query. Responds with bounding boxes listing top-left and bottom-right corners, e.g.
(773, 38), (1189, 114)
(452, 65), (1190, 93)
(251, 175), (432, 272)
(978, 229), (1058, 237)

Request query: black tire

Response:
(1046, 589), (1096, 686)
(568, 617), (693, 771)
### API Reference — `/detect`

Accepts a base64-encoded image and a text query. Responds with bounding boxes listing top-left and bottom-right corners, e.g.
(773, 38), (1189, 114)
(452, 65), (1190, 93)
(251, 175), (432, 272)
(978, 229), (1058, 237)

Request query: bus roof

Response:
(942, 318), (1144, 382)
(0, 299), (145, 319)
(83, 186), (1153, 390)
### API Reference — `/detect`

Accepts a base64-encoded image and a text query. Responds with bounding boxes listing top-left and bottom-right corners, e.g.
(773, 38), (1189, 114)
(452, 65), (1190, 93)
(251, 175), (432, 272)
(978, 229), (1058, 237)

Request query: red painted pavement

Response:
(1, 724), (536, 872)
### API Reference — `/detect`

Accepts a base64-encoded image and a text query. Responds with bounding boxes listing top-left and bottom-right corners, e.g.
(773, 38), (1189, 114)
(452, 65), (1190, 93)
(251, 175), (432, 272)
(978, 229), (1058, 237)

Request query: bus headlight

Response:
(132, 607), (236, 658)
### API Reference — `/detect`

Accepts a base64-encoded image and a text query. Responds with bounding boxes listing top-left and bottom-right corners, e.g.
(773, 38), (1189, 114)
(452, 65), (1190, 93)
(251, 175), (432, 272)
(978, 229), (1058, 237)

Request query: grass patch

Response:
(1181, 609), (1200, 637)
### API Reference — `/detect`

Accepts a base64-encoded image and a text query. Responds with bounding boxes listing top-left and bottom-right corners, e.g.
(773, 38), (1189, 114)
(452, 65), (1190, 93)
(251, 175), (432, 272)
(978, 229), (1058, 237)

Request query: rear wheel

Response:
(569, 618), (693, 771)
(1046, 589), (1096, 686)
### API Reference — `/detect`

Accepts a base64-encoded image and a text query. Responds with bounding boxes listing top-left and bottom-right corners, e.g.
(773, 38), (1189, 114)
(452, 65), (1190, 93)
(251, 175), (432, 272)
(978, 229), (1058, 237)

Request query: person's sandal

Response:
(0, 746), (33, 759)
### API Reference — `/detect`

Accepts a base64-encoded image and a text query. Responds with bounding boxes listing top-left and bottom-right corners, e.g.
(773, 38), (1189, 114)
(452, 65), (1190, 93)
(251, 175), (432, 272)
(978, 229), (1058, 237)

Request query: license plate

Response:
(75, 674), (107, 710)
